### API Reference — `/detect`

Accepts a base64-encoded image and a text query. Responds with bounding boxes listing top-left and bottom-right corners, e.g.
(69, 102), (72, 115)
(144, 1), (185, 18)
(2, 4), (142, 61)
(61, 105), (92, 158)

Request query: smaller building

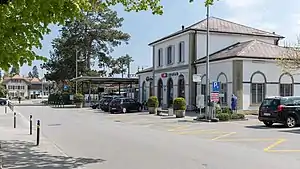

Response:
(2, 74), (51, 99)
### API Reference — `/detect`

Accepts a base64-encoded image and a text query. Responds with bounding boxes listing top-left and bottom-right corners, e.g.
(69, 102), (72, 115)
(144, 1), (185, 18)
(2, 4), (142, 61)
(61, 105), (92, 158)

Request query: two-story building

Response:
(137, 16), (299, 110)
(2, 74), (51, 99)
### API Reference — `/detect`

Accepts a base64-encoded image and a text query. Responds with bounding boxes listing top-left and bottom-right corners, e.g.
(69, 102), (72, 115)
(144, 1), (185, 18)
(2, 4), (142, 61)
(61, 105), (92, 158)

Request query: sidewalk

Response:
(0, 107), (102, 169)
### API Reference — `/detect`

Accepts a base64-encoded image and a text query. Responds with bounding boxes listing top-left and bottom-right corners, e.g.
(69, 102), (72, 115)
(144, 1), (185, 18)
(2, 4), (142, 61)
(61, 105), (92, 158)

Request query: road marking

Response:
(267, 149), (300, 153)
(264, 139), (286, 152)
(177, 129), (218, 135)
(167, 125), (191, 132)
(211, 132), (236, 140)
(218, 138), (277, 142)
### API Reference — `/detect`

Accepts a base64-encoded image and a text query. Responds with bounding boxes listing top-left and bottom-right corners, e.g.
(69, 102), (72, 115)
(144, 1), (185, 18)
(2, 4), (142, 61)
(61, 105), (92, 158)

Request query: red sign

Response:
(161, 73), (168, 78)
(210, 92), (219, 102)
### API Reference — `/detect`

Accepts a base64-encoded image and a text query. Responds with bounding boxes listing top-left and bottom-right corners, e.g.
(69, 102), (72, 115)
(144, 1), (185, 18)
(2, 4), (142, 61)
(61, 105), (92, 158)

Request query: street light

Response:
(205, 4), (211, 119)
(75, 49), (85, 94)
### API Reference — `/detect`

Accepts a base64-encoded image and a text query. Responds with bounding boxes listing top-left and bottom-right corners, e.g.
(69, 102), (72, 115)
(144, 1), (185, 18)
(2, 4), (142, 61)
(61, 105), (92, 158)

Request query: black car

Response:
(258, 96), (300, 128)
(0, 98), (7, 106)
(99, 95), (123, 112)
(109, 98), (142, 113)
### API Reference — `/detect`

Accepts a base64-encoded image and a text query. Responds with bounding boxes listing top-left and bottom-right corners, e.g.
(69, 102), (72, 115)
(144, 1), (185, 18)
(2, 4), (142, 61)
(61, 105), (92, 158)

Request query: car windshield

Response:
(260, 99), (280, 109)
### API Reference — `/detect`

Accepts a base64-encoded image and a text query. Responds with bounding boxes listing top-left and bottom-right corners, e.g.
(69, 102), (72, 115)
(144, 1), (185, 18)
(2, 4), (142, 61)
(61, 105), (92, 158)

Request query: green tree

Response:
(42, 8), (129, 82)
(0, 84), (7, 98)
(9, 67), (19, 76)
(116, 54), (134, 78)
(28, 71), (33, 78)
(32, 65), (39, 78)
(0, 0), (164, 71)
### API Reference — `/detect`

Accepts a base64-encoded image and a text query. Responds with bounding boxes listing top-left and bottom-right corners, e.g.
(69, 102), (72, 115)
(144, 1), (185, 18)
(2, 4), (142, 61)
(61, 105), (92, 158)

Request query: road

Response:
(14, 106), (300, 169)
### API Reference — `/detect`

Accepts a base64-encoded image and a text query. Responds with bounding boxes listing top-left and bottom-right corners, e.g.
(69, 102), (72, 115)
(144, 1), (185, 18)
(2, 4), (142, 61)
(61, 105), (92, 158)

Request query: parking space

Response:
(100, 112), (300, 154)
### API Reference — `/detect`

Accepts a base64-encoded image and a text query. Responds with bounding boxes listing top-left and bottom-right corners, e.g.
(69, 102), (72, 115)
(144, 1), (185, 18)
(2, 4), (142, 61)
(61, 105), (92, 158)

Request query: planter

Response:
(148, 107), (157, 114)
(175, 110), (185, 118)
(168, 108), (174, 116)
(75, 102), (83, 108)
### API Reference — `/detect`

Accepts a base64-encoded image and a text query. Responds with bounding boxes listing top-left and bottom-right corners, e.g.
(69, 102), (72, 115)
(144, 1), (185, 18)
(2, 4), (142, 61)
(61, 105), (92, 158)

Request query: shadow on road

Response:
(0, 140), (105, 169)
(279, 129), (300, 134)
(245, 124), (286, 129)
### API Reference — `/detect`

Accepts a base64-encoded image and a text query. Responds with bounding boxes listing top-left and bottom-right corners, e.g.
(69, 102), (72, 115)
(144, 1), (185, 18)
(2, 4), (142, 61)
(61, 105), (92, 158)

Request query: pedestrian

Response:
(18, 97), (21, 104)
(231, 94), (237, 113)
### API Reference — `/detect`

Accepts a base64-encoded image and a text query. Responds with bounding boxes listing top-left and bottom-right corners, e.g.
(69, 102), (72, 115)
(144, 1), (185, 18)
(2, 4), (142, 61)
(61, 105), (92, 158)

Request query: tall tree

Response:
(115, 54), (134, 78)
(32, 66), (39, 78)
(28, 72), (33, 78)
(9, 66), (19, 76)
(0, 84), (7, 98)
(42, 8), (130, 82)
(0, 0), (164, 71)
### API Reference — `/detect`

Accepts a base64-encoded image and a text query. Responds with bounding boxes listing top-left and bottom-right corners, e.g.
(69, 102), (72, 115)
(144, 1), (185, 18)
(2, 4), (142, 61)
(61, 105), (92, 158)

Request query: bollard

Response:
(4, 106), (7, 114)
(36, 120), (40, 146)
(13, 112), (16, 128)
(29, 115), (32, 135)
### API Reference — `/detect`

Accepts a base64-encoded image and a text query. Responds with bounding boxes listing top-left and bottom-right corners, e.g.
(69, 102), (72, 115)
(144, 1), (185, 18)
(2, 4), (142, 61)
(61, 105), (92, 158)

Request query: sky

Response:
(20, 0), (300, 77)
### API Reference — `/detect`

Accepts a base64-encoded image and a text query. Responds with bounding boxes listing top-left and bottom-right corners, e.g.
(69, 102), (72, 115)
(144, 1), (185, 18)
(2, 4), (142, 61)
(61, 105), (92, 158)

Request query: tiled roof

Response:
(187, 17), (283, 38)
(195, 40), (288, 63)
(149, 17), (284, 46)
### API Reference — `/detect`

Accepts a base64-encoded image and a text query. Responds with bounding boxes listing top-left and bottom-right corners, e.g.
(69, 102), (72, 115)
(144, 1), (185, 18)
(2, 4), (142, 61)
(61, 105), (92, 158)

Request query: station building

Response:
(137, 16), (300, 110)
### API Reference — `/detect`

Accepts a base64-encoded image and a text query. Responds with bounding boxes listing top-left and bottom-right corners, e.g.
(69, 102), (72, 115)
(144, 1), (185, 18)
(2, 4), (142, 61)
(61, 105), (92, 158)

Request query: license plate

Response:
(111, 108), (116, 110)
(264, 113), (271, 116)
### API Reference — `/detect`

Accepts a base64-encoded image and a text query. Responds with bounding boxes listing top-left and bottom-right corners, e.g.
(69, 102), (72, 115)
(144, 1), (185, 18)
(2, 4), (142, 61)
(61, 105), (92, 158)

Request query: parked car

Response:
(99, 95), (123, 112)
(0, 98), (8, 106)
(258, 96), (300, 128)
(109, 97), (142, 113)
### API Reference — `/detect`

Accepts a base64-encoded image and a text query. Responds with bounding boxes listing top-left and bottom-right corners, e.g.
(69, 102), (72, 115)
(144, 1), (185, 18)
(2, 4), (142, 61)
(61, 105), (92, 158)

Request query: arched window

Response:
(157, 78), (163, 106)
(279, 73), (294, 96)
(178, 75), (185, 98)
(217, 73), (228, 106)
(250, 71), (266, 104)
(142, 81), (146, 102)
(167, 78), (174, 107)
(149, 81), (153, 97)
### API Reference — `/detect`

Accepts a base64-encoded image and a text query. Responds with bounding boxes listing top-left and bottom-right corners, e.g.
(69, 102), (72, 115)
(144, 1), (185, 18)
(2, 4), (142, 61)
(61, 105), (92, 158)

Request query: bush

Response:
(222, 107), (232, 114)
(173, 97), (186, 110)
(74, 93), (84, 103)
(147, 96), (158, 107)
(216, 113), (230, 121)
(231, 113), (245, 120)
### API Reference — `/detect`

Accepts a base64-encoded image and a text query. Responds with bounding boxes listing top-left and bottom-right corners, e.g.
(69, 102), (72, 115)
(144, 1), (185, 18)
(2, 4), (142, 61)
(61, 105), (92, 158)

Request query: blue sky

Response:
(21, 0), (300, 77)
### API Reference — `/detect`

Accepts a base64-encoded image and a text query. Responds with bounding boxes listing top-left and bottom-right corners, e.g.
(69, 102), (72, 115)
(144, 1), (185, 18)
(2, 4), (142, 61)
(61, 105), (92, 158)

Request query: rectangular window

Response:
(280, 84), (293, 96)
(251, 83), (265, 104)
(158, 48), (163, 66)
(167, 46), (172, 64)
(179, 41), (184, 62)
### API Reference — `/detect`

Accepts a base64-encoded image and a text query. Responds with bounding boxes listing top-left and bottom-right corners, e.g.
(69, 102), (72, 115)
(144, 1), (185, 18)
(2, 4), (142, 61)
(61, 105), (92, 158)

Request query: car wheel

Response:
(263, 121), (273, 127)
(285, 116), (297, 128)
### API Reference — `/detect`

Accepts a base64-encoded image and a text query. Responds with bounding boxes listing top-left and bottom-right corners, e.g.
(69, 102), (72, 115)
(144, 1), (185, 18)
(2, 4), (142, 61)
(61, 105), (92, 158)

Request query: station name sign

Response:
(161, 72), (179, 78)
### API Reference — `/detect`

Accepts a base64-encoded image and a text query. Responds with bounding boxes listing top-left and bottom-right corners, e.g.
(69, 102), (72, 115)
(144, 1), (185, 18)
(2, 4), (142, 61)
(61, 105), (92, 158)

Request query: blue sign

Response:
(63, 85), (69, 90)
(212, 81), (220, 92)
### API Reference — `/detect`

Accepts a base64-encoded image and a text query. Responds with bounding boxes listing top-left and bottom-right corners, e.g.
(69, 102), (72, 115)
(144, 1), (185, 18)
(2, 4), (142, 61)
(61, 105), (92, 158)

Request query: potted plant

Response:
(147, 96), (158, 114)
(74, 93), (84, 108)
(173, 97), (186, 118)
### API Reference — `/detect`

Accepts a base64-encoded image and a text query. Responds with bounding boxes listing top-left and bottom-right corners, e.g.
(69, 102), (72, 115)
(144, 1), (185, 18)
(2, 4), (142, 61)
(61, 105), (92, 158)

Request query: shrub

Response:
(222, 107), (232, 114)
(231, 113), (245, 120)
(216, 113), (230, 121)
(147, 96), (159, 108)
(173, 97), (186, 110)
(74, 93), (84, 103)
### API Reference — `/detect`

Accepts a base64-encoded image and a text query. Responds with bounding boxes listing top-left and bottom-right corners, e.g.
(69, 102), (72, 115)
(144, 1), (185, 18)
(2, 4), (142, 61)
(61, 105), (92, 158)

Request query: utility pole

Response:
(205, 4), (211, 119)
(75, 49), (78, 94)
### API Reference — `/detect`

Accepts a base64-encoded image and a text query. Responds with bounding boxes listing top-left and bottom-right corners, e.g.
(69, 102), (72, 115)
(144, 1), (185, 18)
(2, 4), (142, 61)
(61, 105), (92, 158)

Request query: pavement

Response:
(2, 106), (300, 169)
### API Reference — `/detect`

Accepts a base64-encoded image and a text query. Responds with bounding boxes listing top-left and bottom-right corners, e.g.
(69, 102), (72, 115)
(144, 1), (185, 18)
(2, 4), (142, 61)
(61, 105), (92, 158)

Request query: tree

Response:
(32, 66), (39, 78)
(42, 7), (129, 82)
(276, 38), (300, 73)
(115, 54), (134, 78)
(28, 72), (33, 78)
(0, 84), (7, 98)
(9, 67), (19, 76)
(0, 0), (164, 71)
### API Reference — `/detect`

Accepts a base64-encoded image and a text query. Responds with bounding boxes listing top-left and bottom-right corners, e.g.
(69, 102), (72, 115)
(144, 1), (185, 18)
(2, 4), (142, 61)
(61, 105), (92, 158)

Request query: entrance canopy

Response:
(70, 76), (139, 84)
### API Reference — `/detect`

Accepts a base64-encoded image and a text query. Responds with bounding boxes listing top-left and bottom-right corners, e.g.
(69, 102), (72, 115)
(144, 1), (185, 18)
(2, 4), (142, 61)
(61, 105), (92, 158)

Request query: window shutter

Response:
(172, 45), (175, 64)
(165, 47), (168, 65)
(182, 42), (185, 62)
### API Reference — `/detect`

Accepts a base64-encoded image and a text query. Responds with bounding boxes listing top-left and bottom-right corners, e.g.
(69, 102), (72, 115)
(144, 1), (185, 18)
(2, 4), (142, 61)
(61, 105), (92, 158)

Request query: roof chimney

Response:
(272, 32), (275, 34)
(181, 25), (184, 30)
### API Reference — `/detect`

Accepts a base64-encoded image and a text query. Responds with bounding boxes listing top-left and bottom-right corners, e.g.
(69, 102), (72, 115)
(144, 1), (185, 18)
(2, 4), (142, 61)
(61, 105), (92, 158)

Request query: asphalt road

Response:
(14, 106), (300, 169)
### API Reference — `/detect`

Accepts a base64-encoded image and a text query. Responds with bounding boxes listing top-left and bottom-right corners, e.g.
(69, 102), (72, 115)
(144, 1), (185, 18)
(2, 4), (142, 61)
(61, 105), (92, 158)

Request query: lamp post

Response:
(75, 49), (78, 94)
(205, 4), (211, 119)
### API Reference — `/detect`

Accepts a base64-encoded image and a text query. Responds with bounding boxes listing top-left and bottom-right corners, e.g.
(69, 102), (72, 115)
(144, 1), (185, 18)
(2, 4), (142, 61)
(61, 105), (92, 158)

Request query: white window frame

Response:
(158, 48), (163, 67)
(167, 46), (172, 64)
(280, 83), (293, 96)
(251, 83), (265, 104)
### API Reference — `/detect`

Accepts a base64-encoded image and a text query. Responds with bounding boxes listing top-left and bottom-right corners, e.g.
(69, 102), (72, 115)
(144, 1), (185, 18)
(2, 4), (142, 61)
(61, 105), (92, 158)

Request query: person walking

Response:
(231, 94), (237, 113)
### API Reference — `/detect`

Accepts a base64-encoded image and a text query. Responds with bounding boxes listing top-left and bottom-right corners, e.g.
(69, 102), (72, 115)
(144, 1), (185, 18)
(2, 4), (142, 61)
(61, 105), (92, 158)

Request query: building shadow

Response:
(0, 140), (105, 169)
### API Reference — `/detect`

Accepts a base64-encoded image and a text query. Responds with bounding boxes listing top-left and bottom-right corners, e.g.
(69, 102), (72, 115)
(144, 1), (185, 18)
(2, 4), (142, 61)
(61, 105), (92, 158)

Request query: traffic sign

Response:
(212, 81), (220, 92)
(210, 92), (219, 102)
